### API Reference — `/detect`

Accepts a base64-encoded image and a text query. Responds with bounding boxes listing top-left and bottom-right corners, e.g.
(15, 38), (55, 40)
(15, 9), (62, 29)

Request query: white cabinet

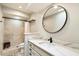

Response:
(28, 41), (52, 56)
(29, 48), (40, 56)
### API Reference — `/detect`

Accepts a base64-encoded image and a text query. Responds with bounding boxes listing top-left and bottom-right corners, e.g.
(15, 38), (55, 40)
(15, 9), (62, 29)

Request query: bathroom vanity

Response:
(24, 33), (79, 56)
(28, 39), (79, 56)
(28, 40), (52, 56)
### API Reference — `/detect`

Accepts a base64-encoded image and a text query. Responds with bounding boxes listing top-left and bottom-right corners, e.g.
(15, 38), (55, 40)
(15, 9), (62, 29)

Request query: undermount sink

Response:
(38, 41), (57, 50)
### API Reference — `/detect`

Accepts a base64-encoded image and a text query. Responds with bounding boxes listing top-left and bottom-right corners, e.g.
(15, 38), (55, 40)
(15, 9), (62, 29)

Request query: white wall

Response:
(24, 22), (30, 33)
(30, 3), (79, 48)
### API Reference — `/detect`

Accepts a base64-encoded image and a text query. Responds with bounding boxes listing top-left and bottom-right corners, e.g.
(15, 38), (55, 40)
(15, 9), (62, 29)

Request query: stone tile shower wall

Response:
(4, 19), (24, 47)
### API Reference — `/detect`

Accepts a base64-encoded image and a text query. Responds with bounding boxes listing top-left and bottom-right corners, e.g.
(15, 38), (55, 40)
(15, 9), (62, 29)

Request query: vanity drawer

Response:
(29, 42), (52, 56)
(30, 48), (40, 56)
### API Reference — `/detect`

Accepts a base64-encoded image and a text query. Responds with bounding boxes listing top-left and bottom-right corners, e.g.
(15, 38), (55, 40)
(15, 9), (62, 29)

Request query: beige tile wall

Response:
(3, 19), (24, 47)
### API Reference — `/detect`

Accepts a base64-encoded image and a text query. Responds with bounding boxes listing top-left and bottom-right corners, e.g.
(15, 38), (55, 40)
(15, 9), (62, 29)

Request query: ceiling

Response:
(1, 3), (51, 14)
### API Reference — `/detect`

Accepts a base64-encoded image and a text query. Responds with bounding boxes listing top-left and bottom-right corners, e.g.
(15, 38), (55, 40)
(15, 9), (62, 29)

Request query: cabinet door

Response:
(29, 42), (52, 56)
(30, 48), (40, 56)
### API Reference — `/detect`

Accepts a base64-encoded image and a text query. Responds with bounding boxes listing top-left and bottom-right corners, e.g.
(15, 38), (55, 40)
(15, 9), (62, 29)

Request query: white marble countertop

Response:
(28, 39), (79, 56)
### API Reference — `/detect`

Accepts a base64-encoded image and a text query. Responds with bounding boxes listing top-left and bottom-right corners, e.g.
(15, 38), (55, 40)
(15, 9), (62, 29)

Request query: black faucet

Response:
(48, 37), (53, 43)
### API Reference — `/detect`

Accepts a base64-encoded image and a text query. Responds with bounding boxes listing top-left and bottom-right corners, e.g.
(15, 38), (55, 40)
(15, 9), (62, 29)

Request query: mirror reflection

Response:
(42, 5), (67, 33)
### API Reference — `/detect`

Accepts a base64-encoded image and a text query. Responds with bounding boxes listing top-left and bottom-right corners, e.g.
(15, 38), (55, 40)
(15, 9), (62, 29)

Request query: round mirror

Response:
(42, 5), (68, 33)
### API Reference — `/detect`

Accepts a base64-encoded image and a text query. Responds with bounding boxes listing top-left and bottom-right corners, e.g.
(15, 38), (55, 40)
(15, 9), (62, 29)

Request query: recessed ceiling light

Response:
(19, 6), (22, 8)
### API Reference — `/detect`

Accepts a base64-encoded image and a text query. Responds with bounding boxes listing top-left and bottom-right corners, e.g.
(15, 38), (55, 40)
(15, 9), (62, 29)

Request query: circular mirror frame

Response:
(42, 5), (68, 34)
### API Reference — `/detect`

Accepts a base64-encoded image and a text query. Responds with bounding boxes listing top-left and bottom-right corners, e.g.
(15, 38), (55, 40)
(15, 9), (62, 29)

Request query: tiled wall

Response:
(4, 19), (24, 47)
(1, 6), (29, 48)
